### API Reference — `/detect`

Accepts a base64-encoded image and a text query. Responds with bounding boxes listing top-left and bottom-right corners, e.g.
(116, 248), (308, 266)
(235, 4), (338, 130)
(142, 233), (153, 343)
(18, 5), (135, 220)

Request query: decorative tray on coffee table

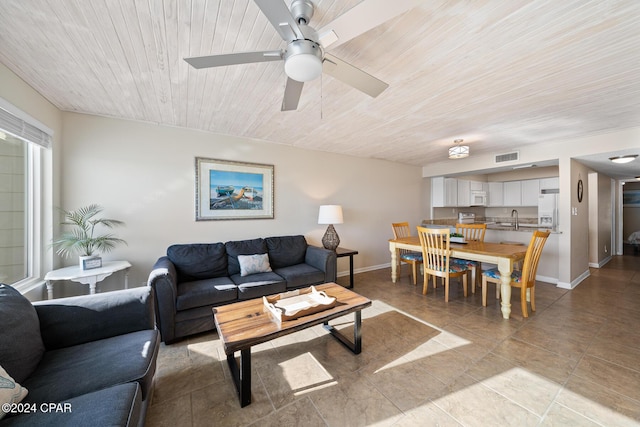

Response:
(263, 286), (337, 322)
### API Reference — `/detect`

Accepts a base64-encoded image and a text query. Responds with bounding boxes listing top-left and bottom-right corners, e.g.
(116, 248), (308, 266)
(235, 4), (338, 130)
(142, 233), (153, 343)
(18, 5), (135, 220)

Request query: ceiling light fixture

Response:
(284, 40), (323, 82)
(609, 154), (638, 164)
(448, 139), (469, 159)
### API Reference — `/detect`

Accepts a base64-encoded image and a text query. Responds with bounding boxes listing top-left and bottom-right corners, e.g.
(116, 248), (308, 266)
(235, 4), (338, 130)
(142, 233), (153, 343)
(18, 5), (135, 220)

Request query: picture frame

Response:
(623, 189), (640, 207)
(195, 157), (274, 220)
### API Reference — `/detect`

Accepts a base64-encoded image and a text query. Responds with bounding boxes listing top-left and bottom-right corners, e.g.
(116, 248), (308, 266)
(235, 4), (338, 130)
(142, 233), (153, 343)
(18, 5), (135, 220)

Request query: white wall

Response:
(58, 113), (423, 293)
(0, 63), (62, 300)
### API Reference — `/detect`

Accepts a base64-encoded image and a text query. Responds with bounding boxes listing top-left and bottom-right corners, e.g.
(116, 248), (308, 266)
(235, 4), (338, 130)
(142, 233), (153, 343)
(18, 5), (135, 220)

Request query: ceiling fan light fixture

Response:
(609, 154), (638, 164)
(448, 139), (469, 159)
(284, 40), (323, 82)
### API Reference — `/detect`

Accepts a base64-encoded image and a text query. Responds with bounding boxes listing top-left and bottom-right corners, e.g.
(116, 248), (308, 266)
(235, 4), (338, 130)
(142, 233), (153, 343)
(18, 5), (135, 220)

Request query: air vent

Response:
(495, 151), (519, 163)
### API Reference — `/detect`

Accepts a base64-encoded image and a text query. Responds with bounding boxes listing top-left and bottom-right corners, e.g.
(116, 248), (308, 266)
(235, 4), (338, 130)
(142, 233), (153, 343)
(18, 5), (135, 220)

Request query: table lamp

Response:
(318, 205), (343, 251)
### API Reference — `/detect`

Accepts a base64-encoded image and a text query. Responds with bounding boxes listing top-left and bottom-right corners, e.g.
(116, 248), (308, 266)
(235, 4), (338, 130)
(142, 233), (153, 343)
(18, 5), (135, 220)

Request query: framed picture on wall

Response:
(623, 189), (640, 207)
(195, 157), (274, 220)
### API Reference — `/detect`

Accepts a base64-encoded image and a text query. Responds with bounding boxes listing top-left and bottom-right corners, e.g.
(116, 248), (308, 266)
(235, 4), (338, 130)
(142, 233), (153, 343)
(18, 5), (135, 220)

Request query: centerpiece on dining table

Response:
(450, 232), (466, 244)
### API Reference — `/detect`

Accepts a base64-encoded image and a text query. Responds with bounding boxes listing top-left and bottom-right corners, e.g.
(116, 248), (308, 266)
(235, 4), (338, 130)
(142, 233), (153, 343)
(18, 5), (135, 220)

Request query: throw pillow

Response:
(238, 254), (272, 277)
(0, 284), (45, 383)
(0, 364), (28, 420)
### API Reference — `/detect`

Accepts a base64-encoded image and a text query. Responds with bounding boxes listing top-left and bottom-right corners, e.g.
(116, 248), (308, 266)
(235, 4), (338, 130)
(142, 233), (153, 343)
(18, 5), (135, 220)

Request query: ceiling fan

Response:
(184, 0), (420, 111)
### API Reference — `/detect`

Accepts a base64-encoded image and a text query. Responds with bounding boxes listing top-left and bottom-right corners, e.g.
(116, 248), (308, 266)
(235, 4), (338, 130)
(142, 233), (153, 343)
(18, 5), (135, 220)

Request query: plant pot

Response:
(80, 255), (102, 270)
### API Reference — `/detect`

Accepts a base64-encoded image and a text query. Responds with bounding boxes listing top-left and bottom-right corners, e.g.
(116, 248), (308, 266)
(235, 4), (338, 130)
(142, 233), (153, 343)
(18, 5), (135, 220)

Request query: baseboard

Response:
(588, 255), (612, 269)
(557, 269), (590, 289)
(336, 263), (390, 278)
(535, 274), (558, 285)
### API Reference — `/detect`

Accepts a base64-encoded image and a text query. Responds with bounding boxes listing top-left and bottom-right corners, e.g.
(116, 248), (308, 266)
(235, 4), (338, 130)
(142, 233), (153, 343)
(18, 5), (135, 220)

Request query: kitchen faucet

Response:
(511, 209), (519, 230)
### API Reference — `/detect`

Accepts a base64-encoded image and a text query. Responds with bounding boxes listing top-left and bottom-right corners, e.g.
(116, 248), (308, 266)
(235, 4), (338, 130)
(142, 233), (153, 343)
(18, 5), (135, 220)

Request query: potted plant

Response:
(51, 204), (127, 270)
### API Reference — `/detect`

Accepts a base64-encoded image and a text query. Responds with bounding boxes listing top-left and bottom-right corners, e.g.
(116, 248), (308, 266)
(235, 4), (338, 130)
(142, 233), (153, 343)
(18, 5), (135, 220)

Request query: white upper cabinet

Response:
(503, 181), (522, 206)
(521, 179), (540, 206)
(540, 177), (559, 190)
(444, 178), (458, 206)
(503, 179), (539, 206)
(488, 182), (504, 206)
(432, 177), (459, 207)
(457, 179), (470, 206)
(470, 181), (484, 192)
(431, 176), (445, 207)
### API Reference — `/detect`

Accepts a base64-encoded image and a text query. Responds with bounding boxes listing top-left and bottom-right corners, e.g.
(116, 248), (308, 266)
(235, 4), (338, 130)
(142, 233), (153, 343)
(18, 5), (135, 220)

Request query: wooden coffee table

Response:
(213, 282), (372, 407)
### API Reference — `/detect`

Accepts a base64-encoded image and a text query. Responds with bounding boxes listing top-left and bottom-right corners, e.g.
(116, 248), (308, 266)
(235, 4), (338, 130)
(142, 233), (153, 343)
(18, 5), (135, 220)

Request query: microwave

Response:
(470, 190), (487, 206)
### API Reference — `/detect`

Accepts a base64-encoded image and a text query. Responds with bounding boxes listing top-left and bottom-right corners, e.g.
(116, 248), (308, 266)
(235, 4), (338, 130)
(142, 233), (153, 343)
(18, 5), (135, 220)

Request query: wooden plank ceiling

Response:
(0, 0), (639, 172)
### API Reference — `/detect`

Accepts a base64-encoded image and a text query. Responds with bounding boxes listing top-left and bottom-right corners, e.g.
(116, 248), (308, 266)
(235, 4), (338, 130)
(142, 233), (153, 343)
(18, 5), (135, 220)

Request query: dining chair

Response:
(481, 230), (551, 317)
(452, 223), (487, 294)
(391, 222), (423, 285)
(417, 226), (470, 302)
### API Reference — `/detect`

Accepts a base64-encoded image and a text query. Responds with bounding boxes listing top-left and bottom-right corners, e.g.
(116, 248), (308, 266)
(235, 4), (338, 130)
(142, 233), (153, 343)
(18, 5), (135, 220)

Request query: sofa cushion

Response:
(226, 238), (267, 276)
(265, 235), (308, 269)
(0, 364), (28, 420)
(273, 264), (326, 289)
(167, 243), (227, 282)
(0, 284), (45, 383)
(23, 329), (158, 404)
(237, 281), (287, 300)
(238, 253), (272, 276)
(1, 383), (141, 427)
(176, 277), (237, 311)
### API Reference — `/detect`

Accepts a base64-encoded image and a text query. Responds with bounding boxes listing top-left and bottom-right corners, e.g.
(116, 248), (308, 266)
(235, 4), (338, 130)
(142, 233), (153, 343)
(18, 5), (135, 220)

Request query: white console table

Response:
(44, 260), (131, 299)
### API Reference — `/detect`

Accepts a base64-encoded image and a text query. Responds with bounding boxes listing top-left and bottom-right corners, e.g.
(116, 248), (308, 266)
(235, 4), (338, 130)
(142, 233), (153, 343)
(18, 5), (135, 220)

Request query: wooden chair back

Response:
(521, 230), (551, 288)
(417, 226), (468, 302)
(416, 226), (450, 279)
(391, 222), (411, 239)
(481, 229), (550, 317)
(455, 223), (487, 242)
(391, 222), (423, 285)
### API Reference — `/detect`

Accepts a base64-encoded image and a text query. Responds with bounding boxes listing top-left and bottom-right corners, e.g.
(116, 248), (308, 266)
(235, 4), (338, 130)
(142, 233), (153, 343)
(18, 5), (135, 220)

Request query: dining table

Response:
(388, 236), (527, 319)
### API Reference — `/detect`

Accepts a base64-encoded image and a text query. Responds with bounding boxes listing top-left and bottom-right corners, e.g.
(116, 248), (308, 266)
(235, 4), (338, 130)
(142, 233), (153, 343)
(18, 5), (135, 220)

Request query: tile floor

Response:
(146, 254), (640, 426)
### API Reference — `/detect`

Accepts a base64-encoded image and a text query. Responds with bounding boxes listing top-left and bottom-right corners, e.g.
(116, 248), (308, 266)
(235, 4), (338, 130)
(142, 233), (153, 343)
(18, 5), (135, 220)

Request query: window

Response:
(0, 133), (29, 283)
(0, 99), (52, 290)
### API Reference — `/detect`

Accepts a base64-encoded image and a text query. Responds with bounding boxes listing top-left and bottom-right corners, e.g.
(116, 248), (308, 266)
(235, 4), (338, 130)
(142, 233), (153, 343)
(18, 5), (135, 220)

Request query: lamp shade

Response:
(318, 205), (343, 224)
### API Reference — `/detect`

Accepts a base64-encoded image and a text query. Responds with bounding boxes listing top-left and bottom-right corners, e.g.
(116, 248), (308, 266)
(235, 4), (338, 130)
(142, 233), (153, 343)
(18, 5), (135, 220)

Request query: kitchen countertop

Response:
(422, 220), (561, 233)
(485, 223), (559, 233)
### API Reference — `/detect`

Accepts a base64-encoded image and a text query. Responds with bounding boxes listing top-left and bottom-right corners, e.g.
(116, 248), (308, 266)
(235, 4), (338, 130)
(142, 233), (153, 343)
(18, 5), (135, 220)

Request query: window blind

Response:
(0, 98), (53, 148)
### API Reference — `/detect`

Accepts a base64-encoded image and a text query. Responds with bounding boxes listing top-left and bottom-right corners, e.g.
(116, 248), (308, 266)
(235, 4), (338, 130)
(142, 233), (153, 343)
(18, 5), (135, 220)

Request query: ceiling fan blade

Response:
(254, 0), (304, 42)
(281, 78), (304, 111)
(317, 0), (421, 49)
(184, 50), (283, 69)
(323, 53), (388, 98)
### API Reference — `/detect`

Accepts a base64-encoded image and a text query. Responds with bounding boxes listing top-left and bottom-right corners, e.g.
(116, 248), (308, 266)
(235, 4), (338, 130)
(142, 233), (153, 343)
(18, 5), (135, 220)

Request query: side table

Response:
(335, 247), (358, 289)
(43, 260), (131, 299)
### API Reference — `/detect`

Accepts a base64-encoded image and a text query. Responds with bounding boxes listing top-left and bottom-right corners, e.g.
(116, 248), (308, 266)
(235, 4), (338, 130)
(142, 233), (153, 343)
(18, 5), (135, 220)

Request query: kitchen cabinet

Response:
(444, 178), (457, 206)
(503, 181), (521, 206)
(540, 177), (559, 190)
(503, 179), (539, 206)
(457, 179), (470, 206)
(488, 182), (503, 206)
(470, 181), (485, 192)
(432, 177), (458, 207)
(431, 177), (445, 207)
(521, 179), (540, 206)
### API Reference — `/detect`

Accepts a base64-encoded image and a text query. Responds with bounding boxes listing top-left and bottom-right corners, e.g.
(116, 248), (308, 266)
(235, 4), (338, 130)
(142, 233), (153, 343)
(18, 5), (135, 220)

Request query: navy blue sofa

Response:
(0, 284), (159, 427)
(147, 235), (337, 343)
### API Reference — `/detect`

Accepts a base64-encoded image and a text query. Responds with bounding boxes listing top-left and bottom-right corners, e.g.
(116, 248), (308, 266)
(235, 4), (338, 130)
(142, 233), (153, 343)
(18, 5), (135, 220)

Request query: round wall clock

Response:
(577, 179), (583, 203)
